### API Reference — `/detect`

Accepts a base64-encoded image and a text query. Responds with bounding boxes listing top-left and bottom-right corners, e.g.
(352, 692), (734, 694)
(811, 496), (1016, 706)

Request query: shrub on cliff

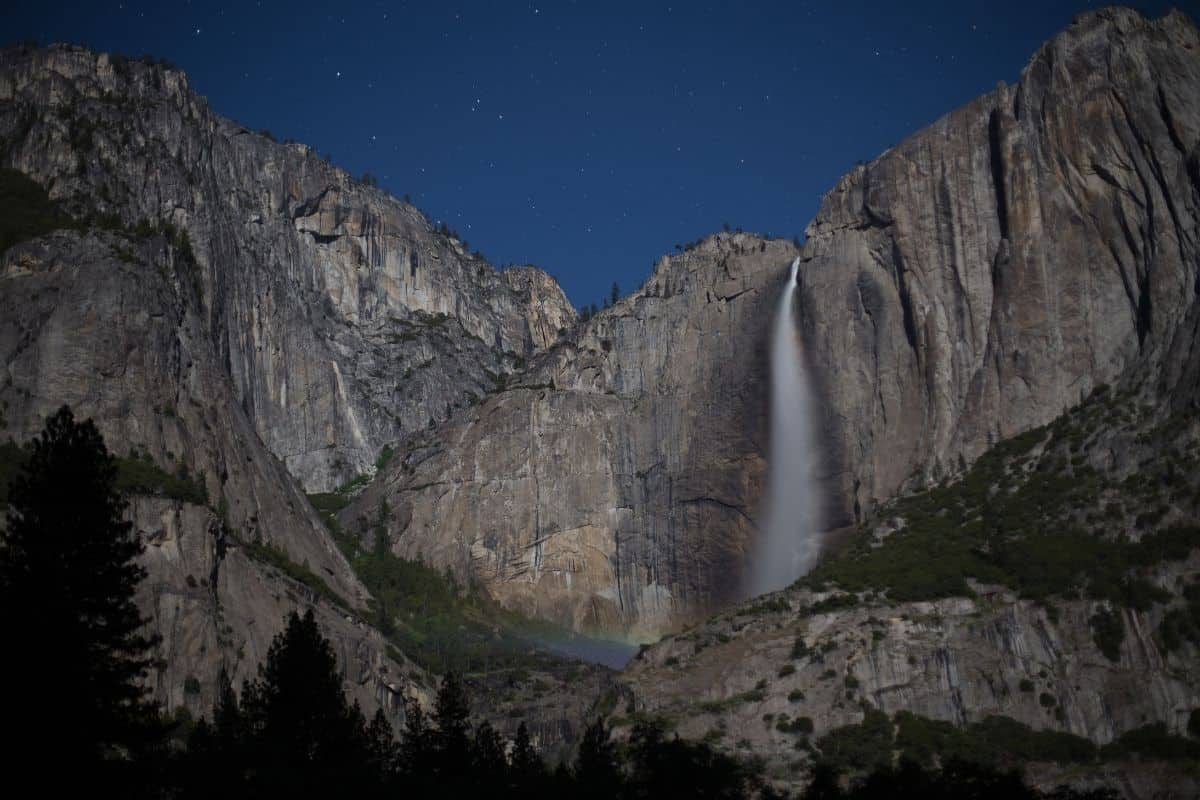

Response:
(0, 167), (79, 253)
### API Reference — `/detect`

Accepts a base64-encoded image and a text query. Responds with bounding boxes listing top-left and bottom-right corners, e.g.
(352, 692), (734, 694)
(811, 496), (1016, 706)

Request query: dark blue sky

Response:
(2, 1), (1194, 307)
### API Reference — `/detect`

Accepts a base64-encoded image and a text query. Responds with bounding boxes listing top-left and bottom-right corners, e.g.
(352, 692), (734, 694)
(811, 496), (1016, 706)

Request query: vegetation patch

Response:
(1100, 723), (1200, 762)
(817, 710), (1198, 776)
(3, 440), (208, 507)
(776, 715), (814, 736)
(894, 712), (1097, 767)
(306, 492), (609, 676)
(800, 388), (1200, 609)
(1156, 581), (1200, 653)
(114, 452), (209, 505)
(1089, 606), (1124, 662)
(697, 682), (770, 715)
(0, 167), (80, 254)
(241, 538), (351, 612)
(815, 708), (895, 772)
(817, 711), (1100, 775)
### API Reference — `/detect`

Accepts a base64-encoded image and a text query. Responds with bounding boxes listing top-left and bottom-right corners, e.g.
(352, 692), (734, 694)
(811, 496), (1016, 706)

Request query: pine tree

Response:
(575, 717), (623, 799)
(400, 692), (432, 774)
(0, 406), (160, 785)
(365, 708), (399, 784)
(432, 671), (473, 772)
(211, 668), (245, 755)
(611, 281), (620, 305)
(626, 718), (750, 799)
(510, 721), (548, 794)
(239, 609), (370, 792)
(471, 720), (508, 786)
(177, 671), (248, 799)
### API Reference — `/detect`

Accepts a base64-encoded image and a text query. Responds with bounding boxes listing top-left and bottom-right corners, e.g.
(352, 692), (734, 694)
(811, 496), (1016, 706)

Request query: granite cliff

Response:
(1, 7), (1200, 790)
(609, 9), (1200, 795)
(0, 228), (416, 717)
(0, 43), (574, 723)
(0, 45), (574, 493)
(621, 382), (1200, 795)
(348, 7), (1200, 644)
(799, 7), (1200, 528)
(345, 233), (794, 639)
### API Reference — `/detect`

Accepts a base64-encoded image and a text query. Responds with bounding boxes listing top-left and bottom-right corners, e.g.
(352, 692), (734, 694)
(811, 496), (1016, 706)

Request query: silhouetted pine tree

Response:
(238, 609), (372, 793)
(432, 671), (473, 773)
(626, 719), (752, 800)
(365, 708), (400, 782)
(575, 717), (623, 799)
(0, 406), (160, 790)
(177, 669), (249, 798)
(472, 720), (509, 787)
(510, 721), (548, 792)
(400, 691), (434, 777)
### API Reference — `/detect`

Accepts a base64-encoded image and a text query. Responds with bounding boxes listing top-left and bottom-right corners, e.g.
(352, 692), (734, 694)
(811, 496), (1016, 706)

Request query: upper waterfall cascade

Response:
(748, 257), (820, 596)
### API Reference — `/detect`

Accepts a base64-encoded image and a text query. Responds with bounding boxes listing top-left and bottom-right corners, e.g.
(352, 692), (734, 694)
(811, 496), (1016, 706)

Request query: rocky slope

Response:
(604, 11), (1200, 792)
(344, 233), (798, 640)
(798, 7), (1200, 529)
(620, 384), (1200, 795)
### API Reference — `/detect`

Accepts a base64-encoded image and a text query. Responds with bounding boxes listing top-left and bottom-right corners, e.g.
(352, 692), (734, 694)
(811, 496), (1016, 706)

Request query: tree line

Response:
(0, 407), (1120, 798)
(578, 281), (622, 322)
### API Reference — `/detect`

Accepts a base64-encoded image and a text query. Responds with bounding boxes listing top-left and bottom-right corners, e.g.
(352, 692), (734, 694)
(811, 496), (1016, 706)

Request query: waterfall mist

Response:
(748, 257), (820, 596)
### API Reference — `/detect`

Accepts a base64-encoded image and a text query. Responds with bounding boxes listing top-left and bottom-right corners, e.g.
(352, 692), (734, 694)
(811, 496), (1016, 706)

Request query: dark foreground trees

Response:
(0, 406), (161, 791)
(174, 617), (757, 799)
(174, 615), (1118, 799)
(0, 407), (1128, 799)
(176, 610), (386, 798)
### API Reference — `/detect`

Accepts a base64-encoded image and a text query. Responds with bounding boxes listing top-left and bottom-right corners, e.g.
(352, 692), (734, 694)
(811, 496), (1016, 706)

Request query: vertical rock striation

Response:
(350, 8), (1200, 639)
(798, 8), (1200, 528)
(345, 234), (798, 640)
(0, 231), (420, 717)
(0, 45), (575, 491)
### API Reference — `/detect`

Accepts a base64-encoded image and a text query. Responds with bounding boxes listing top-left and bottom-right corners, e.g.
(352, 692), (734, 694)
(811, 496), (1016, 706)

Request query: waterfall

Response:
(748, 257), (819, 596)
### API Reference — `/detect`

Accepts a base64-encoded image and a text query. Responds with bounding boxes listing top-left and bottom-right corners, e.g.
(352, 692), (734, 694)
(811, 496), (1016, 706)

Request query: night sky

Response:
(2, 1), (1194, 308)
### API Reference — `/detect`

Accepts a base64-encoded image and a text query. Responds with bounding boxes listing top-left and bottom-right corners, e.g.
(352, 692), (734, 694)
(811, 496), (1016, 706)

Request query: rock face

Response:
(3, 14), (1200, 776)
(798, 8), (1200, 528)
(350, 8), (1200, 640)
(0, 46), (575, 721)
(344, 234), (797, 640)
(619, 370), (1200, 795)
(0, 45), (575, 492)
(0, 231), (421, 717)
(622, 575), (1200, 796)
